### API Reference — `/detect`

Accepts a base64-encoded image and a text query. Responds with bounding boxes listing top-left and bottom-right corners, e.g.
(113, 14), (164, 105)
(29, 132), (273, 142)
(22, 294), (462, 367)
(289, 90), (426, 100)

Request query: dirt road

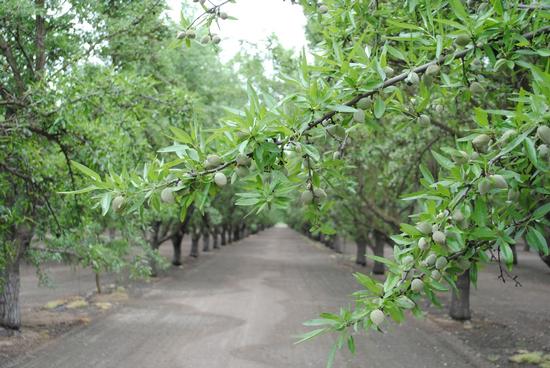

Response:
(6, 227), (493, 368)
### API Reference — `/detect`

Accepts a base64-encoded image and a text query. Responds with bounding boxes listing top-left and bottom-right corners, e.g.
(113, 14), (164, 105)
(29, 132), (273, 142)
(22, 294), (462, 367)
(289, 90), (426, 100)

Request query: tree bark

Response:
(171, 231), (183, 266)
(355, 236), (367, 266)
(202, 231), (210, 252)
(372, 232), (385, 275)
(95, 272), (102, 294)
(240, 224), (247, 239)
(540, 253), (550, 268)
(227, 226), (233, 243)
(221, 227), (227, 246)
(1, 225), (33, 331)
(190, 231), (200, 258)
(0, 260), (21, 332)
(233, 227), (240, 242)
(511, 243), (518, 265)
(332, 235), (343, 254)
(449, 270), (471, 321)
(148, 222), (162, 277)
(212, 228), (220, 249)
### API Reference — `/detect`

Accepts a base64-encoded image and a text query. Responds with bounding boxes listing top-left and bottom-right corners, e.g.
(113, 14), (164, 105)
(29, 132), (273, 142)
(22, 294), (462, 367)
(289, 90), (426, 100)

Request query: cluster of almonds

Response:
(470, 126), (550, 196)
(204, 154), (227, 187)
(350, 66), (395, 123)
(177, 31), (221, 45)
(536, 125), (550, 159)
(369, 127), (550, 327)
(235, 153), (252, 178)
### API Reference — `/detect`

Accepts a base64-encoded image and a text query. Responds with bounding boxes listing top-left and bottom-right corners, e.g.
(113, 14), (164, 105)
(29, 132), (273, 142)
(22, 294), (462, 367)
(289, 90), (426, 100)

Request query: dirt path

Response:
(6, 227), (496, 368)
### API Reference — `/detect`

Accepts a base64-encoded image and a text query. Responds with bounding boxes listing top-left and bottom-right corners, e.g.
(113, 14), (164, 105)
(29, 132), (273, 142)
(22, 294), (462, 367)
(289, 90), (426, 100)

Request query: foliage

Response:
(4, 0), (549, 366)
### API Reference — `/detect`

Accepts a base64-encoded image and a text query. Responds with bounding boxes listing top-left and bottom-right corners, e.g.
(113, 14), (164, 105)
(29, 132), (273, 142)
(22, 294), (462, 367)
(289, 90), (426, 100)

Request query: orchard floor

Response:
(2, 226), (549, 368)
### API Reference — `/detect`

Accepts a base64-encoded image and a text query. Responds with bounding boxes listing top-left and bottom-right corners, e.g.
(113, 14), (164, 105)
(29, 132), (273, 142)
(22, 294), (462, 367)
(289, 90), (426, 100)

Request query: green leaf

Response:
(368, 255), (397, 267)
(100, 192), (112, 216)
(303, 318), (338, 327)
(374, 97), (385, 119)
(169, 126), (193, 144)
(498, 241), (513, 266)
(470, 227), (497, 240)
(157, 144), (189, 153)
(385, 304), (405, 322)
(353, 272), (383, 295)
(431, 150), (454, 170)
(533, 203), (550, 219)
(326, 343), (338, 368)
(526, 227), (548, 255)
(473, 108), (488, 127)
(419, 164), (434, 184)
(347, 335), (355, 354)
(59, 185), (98, 195)
(395, 295), (416, 309)
(523, 137), (538, 167)
(448, 0), (469, 22)
(400, 223), (422, 236)
(295, 328), (328, 344)
(472, 198), (487, 226)
(71, 161), (101, 181)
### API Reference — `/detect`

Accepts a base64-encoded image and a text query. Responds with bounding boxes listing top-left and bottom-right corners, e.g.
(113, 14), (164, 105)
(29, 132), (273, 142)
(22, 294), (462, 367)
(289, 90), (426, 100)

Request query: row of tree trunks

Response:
(153, 222), (262, 276)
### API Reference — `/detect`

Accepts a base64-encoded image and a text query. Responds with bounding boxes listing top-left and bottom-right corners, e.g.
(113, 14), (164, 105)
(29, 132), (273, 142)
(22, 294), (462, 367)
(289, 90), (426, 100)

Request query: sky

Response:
(166, 0), (308, 62)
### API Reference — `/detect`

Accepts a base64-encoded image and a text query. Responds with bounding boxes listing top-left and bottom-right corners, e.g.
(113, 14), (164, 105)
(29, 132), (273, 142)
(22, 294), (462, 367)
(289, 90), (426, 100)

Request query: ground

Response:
(1, 226), (549, 367)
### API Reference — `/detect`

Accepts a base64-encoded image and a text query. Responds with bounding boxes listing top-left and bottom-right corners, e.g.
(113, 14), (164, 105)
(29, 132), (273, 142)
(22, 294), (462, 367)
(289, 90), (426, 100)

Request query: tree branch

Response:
(0, 35), (26, 96)
(34, 0), (47, 74)
(302, 25), (550, 134)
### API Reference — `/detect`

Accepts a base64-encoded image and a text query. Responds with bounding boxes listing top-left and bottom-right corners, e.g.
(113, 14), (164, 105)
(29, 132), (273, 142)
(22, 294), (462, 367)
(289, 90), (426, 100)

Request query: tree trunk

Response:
(540, 253), (550, 268)
(1, 225), (33, 331)
(355, 236), (367, 266)
(511, 243), (518, 265)
(240, 224), (247, 239)
(372, 233), (385, 275)
(190, 232), (200, 258)
(449, 270), (471, 321)
(171, 232), (183, 266)
(333, 235), (343, 254)
(149, 241), (161, 277)
(95, 272), (102, 294)
(0, 260), (21, 332)
(202, 231), (210, 252)
(233, 227), (240, 242)
(221, 227), (227, 246)
(212, 228), (220, 249)
(227, 226), (233, 243)
(372, 232), (386, 275)
(147, 222), (162, 277)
